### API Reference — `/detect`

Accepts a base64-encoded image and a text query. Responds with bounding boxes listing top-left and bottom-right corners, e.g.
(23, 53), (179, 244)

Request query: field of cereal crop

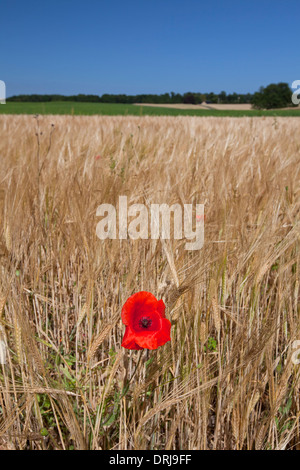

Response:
(0, 114), (299, 450)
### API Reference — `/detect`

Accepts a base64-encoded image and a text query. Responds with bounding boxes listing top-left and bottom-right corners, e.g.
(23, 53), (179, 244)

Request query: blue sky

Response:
(1, 0), (299, 97)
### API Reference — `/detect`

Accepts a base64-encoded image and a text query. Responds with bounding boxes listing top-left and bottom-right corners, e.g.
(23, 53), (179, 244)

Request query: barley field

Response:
(0, 114), (299, 450)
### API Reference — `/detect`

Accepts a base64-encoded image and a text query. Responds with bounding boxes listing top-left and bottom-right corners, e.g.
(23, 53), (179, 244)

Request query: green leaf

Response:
(40, 428), (49, 437)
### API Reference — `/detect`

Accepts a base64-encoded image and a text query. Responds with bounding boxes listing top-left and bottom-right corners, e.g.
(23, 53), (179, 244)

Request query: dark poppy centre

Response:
(139, 316), (152, 329)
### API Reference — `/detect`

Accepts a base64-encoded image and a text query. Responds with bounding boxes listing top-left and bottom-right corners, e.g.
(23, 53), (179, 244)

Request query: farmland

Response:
(0, 114), (299, 450)
(1, 101), (300, 116)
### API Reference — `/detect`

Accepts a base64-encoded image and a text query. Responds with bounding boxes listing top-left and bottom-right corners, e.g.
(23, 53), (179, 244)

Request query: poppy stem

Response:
(121, 350), (143, 398)
(128, 350), (143, 384)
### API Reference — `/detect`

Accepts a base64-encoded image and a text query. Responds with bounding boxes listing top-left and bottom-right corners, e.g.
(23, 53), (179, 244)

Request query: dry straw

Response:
(0, 114), (299, 450)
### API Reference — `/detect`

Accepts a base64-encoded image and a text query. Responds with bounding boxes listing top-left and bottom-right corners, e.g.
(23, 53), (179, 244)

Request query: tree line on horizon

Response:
(7, 83), (295, 109)
(7, 91), (252, 104)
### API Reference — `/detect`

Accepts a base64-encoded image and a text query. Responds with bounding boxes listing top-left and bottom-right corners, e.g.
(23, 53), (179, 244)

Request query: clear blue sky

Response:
(1, 0), (299, 97)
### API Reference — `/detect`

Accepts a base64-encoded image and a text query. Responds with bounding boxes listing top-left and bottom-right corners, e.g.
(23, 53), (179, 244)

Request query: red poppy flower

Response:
(121, 291), (171, 350)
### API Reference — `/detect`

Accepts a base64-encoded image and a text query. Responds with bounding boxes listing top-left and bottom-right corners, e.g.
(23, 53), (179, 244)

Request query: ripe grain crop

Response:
(0, 114), (299, 450)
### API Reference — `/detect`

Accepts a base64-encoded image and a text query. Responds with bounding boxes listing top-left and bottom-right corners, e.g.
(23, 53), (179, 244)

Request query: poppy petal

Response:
(121, 291), (158, 325)
(121, 326), (144, 350)
(134, 318), (171, 350)
(156, 299), (166, 318)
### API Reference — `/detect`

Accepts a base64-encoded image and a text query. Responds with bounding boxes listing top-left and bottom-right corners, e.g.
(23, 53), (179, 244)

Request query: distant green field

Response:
(1, 101), (300, 117)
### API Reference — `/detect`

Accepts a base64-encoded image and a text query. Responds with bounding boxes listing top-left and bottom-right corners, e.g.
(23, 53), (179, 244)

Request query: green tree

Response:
(218, 91), (227, 103)
(251, 82), (292, 109)
(183, 92), (196, 104)
(205, 92), (218, 104)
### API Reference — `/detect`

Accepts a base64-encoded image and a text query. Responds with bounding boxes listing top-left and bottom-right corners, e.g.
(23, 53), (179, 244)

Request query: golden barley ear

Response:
(255, 422), (267, 450)
(199, 321), (207, 345)
(0, 292), (6, 318)
(4, 223), (11, 253)
(168, 284), (187, 310)
(76, 280), (93, 328)
(14, 318), (23, 365)
(87, 312), (119, 363)
(76, 302), (87, 329)
(209, 278), (221, 333)
(232, 408), (239, 443)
